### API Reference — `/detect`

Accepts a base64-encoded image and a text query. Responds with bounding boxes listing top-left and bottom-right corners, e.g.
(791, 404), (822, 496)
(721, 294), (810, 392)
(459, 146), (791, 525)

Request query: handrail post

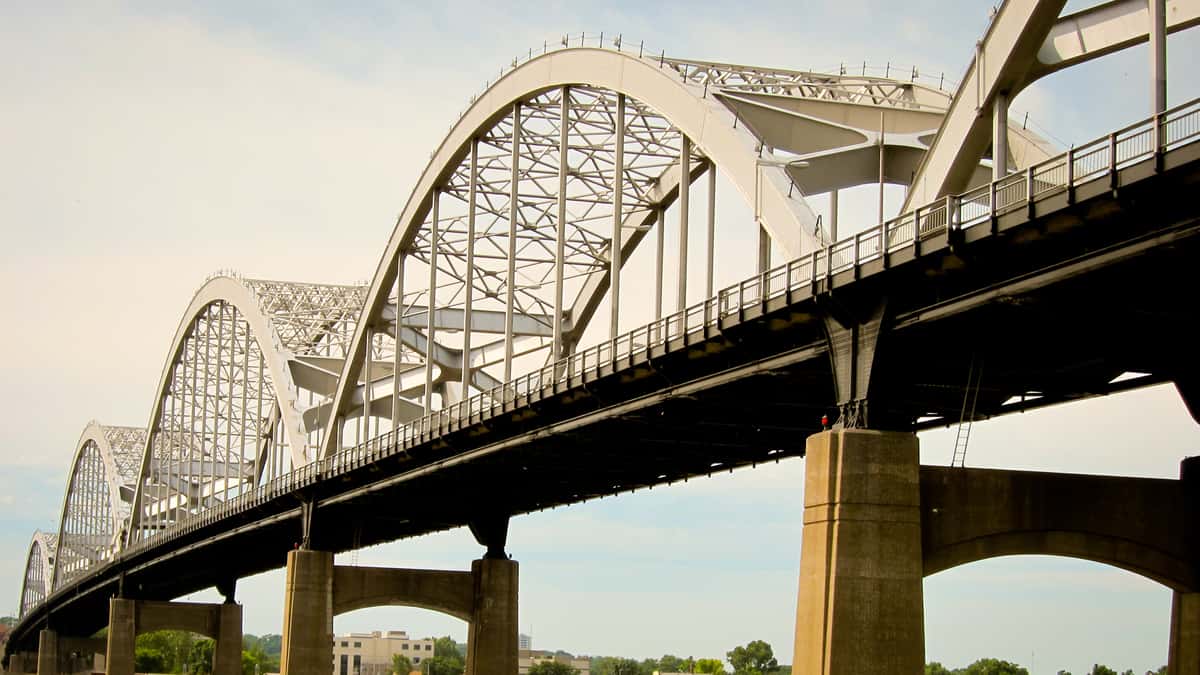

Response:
(945, 195), (956, 248)
(1154, 112), (1164, 172)
(1066, 146), (1075, 204)
(1108, 131), (1119, 191)
(1025, 166), (1035, 218)
(913, 207), (921, 257)
(881, 218), (890, 269)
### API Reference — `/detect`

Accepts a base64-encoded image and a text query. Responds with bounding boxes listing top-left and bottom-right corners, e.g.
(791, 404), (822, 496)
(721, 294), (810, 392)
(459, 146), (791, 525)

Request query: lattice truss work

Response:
(390, 86), (697, 412)
(53, 424), (145, 589)
(324, 59), (1001, 454)
(665, 57), (951, 109)
(129, 278), (372, 541)
(19, 532), (56, 618)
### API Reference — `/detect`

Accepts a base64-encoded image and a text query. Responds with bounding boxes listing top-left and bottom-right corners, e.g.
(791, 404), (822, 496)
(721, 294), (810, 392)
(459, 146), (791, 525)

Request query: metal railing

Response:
(88, 96), (1200, 594)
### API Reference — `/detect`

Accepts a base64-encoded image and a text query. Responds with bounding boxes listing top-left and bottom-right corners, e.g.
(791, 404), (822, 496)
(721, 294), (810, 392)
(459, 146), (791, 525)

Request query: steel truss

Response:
(19, 532), (56, 618)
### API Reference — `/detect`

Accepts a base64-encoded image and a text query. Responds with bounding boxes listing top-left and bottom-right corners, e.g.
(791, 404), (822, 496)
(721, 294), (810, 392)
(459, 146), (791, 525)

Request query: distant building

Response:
(519, 633), (532, 651)
(331, 631), (434, 675)
(518, 649), (590, 675)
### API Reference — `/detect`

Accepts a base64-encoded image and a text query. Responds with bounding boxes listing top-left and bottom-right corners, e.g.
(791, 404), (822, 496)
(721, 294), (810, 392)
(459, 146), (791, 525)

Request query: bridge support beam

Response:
(464, 558), (519, 675)
(792, 429), (924, 674)
(33, 631), (105, 675)
(281, 549), (518, 675)
(106, 599), (241, 675)
(922, 457), (1200, 672)
(8, 650), (38, 675)
(36, 630), (56, 675)
(280, 550), (335, 675)
(1171, 592), (1200, 675)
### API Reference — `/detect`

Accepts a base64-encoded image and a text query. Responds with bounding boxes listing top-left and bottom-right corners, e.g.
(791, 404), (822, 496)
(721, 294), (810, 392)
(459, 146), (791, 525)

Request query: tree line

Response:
(925, 660), (1168, 675)
(133, 631), (281, 675)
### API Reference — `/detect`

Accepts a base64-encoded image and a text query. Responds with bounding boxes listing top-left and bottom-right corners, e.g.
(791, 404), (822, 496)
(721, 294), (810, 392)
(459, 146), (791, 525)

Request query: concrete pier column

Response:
(280, 549), (335, 675)
(106, 598), (136, 675)
(213, 603), (244, 675)
(792, 429), (924, 675)
(35, 630), (57, 675)
(10, 651), (36, 675)
(1170, 591), (1200, 674)
(465, 558), (518, 675)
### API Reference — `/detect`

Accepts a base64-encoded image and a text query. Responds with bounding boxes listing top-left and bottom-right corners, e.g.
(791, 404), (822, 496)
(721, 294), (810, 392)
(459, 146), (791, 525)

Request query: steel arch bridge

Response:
(12, 0), (1200, 660)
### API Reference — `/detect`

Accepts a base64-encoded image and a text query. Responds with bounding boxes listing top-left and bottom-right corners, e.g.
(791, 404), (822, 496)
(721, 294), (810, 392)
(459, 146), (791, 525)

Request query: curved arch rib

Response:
(50, 421), (146, 589)
(19, 532), (56, 619)
(318, 47), (842, 458)
(127, 276), (364, 544)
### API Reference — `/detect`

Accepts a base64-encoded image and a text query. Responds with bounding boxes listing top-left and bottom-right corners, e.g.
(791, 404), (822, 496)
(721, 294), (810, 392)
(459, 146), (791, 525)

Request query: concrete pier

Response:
(280, 549), (517, 675)
(792, 429), (924, 674)
(106, 599), (241, 675)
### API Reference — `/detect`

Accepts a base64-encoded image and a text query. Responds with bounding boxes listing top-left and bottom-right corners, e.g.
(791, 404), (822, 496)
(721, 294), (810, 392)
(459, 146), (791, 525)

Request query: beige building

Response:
(331, 631), (434, 675)
(518, 650), (590, 675)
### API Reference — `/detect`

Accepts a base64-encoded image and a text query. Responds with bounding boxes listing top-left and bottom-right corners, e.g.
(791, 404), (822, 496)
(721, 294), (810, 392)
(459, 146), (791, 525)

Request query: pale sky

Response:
(2, 2), (1199, 674)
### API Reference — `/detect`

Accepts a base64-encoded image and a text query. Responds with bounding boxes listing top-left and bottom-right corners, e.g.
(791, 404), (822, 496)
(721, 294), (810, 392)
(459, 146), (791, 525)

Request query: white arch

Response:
(318, 47), (828, 457)
(127, 276), (309, 540)
(48, 421), (127, 589)
(19, 532), (56, 618)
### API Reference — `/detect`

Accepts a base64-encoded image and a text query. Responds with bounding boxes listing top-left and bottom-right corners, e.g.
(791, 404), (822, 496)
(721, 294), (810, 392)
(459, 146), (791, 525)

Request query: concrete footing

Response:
(280, 549), (518, 675)
(106, 598), (242, 675)
(793, 429), (924, 675)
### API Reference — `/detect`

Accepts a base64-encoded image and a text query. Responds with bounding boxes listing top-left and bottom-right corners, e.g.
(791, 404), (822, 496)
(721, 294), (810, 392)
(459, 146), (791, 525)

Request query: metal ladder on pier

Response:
(951, 357), (984, 468)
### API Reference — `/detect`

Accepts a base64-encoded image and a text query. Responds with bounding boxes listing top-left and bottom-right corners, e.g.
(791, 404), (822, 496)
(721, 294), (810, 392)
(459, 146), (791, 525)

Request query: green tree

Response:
(258, 635), (282, 660)
(433, 637), (461, 660)
(422, 656), (464, 675)
(1057, 671), (1073, 675)
(393, 653), (413, 674)
(658, 655), (685, 673)
(135, 647), (169, 674)
(611, 658), (643, 675)
(642, 659), (661, 674)
(926, 663), (953, 675)
(241, 650), (264, 675)
(727, 641), (778, 675)
(136, 630), (197, 673)
(528, 662), (580, 675)
(959, 658), (1027, 675)
(1089, 667), (1117, 675)
(188, 639), (216, 675)
(421, 637), (463, 675)
(694, 659), (725, 675)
